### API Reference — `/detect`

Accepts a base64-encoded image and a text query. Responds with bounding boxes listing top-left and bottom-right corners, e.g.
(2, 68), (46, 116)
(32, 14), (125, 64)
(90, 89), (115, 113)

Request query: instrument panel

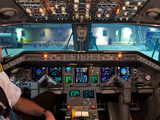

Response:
(10, 65), (156, 88)
(4, 51), (159, 96)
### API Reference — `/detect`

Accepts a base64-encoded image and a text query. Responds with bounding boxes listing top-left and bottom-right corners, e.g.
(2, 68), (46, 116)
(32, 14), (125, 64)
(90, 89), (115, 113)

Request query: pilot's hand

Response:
(45, 110), (56, 120)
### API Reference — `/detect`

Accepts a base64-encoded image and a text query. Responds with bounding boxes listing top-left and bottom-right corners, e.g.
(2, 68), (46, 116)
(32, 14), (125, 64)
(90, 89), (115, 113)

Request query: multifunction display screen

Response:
(32, 67), (45, 82)
(75, 67), (88, 83)
(69, 90), (80, 97)
(92, 75), (98, 83)
(101, 67), (114, 83)
(83, 90), (94, 98)
(48, 67), (62, 83)
(117, 66), (130, 81)
(65, 75), (72, 84)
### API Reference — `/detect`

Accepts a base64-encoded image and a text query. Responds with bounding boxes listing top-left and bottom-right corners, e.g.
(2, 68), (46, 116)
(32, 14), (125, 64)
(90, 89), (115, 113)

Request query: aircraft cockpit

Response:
(0, 0), (160, 120)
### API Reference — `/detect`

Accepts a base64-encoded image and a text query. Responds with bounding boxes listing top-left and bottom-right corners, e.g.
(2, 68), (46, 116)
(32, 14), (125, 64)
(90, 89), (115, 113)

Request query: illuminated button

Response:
(90, 105), (96, 109)
(68, 104), (70, 111)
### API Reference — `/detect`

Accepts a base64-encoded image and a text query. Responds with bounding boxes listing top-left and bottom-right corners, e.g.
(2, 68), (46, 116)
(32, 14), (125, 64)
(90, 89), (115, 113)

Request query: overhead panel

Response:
(12, 0), (149, 24)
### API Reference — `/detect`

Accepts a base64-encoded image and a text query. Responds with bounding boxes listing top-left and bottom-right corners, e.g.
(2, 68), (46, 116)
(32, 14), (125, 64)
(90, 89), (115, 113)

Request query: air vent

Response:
(0, 8), (17, 20)
(146, 8), (160, 20)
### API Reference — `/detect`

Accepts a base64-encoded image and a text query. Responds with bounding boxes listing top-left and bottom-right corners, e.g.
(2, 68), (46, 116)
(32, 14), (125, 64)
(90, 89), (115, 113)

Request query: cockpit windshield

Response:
(0, 24), (74, 57)
(89, 24), (160, 62)
(0, 24), (160, 62)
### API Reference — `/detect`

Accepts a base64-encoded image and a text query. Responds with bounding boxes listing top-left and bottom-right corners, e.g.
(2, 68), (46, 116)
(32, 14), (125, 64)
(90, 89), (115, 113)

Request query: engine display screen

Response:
(66, 67), (72, 73)
(92, 75), (98, 83)
(32, 67), (45, 82)
(75, 67), (88, 83)
(101, 67), (114, 83)
(83, 90), (94, 98)
(48, 67), (62, 83)
(65, 75), (72, 84)
(117, 66), (130, 81)
(69, 90), (80, 97)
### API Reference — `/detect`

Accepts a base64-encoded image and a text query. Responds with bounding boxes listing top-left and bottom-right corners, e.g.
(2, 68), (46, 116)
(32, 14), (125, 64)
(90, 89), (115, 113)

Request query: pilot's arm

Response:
(13, 97), (55, 120)
(0, 71), (55, 120)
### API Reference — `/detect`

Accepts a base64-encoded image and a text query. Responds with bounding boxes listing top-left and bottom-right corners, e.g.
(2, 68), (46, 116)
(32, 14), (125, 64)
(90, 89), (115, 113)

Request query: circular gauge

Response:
(146, 75), (151, 80)
(36, 69), (42, 75)
(121, 68), (127, 75)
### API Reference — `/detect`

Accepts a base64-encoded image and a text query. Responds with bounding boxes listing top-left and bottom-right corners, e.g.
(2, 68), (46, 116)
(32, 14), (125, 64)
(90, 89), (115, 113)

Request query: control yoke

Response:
(131, 73), (150, 85)
(105, 74), (125, 86)
(105, 74), (132, 120)
(38, 74), (58, 85)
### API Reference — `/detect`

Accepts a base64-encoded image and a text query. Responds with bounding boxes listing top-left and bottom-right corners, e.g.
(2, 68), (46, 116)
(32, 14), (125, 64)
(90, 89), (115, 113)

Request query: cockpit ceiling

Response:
(0, 0), (159, 25)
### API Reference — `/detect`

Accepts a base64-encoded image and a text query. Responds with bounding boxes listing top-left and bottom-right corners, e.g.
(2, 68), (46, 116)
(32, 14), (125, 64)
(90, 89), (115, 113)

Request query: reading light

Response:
(126, 17), (129, 21)
(106, 14), (109, 18)
(98, 14), (101, 18)
(75, 13), (79, 19)
(86, 4), (90, 9)
(124, 11), (127, 16)
(125, 1), (130, 6)
(39, 8), (44, 13)
(26, 8), (31, 13)
(85, 14), (89, 19)
(41, 12), (45, 16)
(118, 53), (122, 58)
(55, 4), (59, 9)
(29, 13), (32, 16)
(74, 0), (79, 3)
(75, 8), (78, 11)
(43, 54), (48, 58)
(137, 2), (141, 6)
(122, 6), (126, 10)
(51, 7), (55, 11)
(52, 10), (56, 15)
(62, 11), (66, 15)
(61, 7), (65, 11)
(74, 4), (78, 9)
(86, 8), (89, 12)
(45, 17), (48, 20)
(134, 6), (138, 10)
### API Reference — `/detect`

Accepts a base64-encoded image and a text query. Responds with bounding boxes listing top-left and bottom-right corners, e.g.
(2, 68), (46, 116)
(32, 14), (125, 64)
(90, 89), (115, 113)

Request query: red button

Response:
(90, 106), (96, 109)
(68, 104), (70, 111)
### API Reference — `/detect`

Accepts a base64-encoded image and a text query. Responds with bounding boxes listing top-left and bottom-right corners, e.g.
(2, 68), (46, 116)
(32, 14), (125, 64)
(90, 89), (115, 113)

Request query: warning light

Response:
(116, 8), (120, 14)
(43, 54), (48, 58)
(107, 11), (111, 14)
(118, 53), (122, 58)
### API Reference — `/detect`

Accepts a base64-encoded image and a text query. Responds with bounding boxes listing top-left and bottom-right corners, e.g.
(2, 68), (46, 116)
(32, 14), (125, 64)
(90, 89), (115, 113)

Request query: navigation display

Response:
(48, 67), (62, 83)
(117, 66), (130, 81)
(83, 90), (94, 98)
(65, 75), (72, 84)
(32, 67), (45, 82)
(75, 67), (88, 83)
(101, 67), (114, 83)
(69, 90), (80, 97)
(92, 75), (98, 83)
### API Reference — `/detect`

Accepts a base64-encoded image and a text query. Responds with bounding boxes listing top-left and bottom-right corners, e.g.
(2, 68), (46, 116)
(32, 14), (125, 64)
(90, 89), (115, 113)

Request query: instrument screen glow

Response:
(32, 67), (45, 82)
(117, 66), (130, 81)
(75, 67), (88, 83)
(48, 67), (62, 83)
(101, 67), (114, 83)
